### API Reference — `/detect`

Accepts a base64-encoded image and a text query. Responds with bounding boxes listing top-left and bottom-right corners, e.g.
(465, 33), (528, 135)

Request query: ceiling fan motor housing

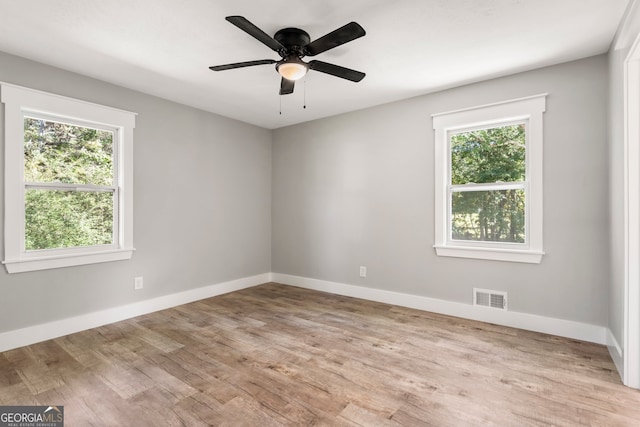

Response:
(274, 28), (311, 56)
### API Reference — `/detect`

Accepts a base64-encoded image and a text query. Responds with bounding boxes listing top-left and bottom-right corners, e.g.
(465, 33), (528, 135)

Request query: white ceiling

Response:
(0, 0), (629, 129)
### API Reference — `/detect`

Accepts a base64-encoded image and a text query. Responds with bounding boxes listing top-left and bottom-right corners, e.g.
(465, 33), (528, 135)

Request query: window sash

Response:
(22, 112), (120, 187)
(447, 182), (529, 247)
(25, 182), (116, 192)
(22, 185), (119, 255)
(24, 111), (118, 134)
(448, 119), (527, 139)
(450, 181), (525, 192)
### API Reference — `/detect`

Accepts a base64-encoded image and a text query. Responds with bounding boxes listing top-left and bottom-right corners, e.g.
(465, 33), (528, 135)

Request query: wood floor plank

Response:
(173, 393), (226, 426)
(54, 335), (106, 371)
(134, 363), (198, 402)
(33, 375), (117, 426)
(0, 353), (22, 387)
(339, 402), (403, 426)
(1, 282), (639, 426)
(4, 347), (66, 395)
(218, 396), (289, 426)
(95, 364), (156, 399)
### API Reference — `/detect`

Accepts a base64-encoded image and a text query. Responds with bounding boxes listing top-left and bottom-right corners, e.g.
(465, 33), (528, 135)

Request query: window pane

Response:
(24, 118), (113, 185)
(451, 189), (525, 243)
(25, 189), (113, 250)
(450, 124), (525, 185)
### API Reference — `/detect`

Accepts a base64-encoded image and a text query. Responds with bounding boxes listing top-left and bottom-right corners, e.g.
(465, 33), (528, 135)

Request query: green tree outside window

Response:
(450, 124), (526, 243)
(23, 118), (115, 250)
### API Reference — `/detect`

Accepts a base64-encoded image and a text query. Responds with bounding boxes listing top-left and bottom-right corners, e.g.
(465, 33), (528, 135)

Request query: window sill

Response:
(434, 245), (544, 264)
(3, 248), (135, 273)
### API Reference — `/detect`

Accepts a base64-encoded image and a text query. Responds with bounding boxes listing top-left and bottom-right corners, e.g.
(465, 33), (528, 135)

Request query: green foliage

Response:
(450, 125), (526, 243)
(451, 124), (525, 185)
(23, 118), (115, 251)
(24, 118), (113, 185)
(25, 190), (113, 250)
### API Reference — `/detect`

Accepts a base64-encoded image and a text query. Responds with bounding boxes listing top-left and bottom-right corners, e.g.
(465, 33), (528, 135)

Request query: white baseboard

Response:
(607, 328), (624, 381)
(0, 273), (272, 353)
(0, 272), (610, 354)
(271, 273), (608, 345)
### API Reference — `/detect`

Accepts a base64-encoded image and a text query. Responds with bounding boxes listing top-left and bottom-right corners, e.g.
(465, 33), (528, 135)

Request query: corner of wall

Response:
(272, 273), (608, 346)
(0, 273), (271, 353)
(607, 327), (624, 381)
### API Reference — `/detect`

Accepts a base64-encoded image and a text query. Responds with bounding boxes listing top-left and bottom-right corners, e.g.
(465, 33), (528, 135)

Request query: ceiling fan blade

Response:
(304, 22), (366, 56)
(226, 16), (285, 53)
(209, 59), (276, 71)
(279, 78), (295, 95)
(308, 60), (365, 82)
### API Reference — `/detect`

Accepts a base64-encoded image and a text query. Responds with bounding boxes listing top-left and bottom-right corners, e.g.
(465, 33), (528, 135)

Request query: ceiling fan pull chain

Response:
(303, 77), (307, 109)
(279, 94), (282, 115)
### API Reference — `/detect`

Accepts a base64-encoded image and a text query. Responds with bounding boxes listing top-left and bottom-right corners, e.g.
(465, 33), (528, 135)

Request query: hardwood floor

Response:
(1, 283), (639, 426)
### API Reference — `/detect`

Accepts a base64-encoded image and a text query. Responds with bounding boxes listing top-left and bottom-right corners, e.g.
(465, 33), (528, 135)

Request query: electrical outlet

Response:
(359, 266), (367, 278)
(134, 276), (144, 290)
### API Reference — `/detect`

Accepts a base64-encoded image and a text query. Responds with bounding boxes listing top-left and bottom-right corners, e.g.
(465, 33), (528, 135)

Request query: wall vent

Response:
(473, 288), (507, 310)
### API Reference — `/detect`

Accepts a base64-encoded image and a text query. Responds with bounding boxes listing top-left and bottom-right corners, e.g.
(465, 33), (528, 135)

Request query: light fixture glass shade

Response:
(278, 62), (307, 81)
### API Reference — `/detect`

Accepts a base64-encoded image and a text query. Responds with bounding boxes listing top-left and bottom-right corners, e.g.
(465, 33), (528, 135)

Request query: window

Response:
(432, 94), (546, 263)
(2, 83), (136, 273)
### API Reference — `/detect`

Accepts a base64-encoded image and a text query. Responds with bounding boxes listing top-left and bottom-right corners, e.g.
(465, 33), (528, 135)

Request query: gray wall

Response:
(273, 55), (610, 326)
(0, 52), (272, 333)
(608, 1), (640, 351)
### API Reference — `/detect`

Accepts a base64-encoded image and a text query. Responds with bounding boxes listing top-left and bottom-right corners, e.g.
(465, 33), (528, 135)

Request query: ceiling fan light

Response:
(278, 62), (308, 81)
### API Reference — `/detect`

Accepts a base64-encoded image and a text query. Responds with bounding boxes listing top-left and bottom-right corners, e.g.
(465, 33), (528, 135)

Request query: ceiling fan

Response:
(209, 16), (366, 95)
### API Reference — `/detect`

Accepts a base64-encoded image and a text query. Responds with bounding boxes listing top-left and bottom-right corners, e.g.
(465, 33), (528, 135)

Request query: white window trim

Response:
(432, 94), (546, 263)
(1, 83), (136, 273)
